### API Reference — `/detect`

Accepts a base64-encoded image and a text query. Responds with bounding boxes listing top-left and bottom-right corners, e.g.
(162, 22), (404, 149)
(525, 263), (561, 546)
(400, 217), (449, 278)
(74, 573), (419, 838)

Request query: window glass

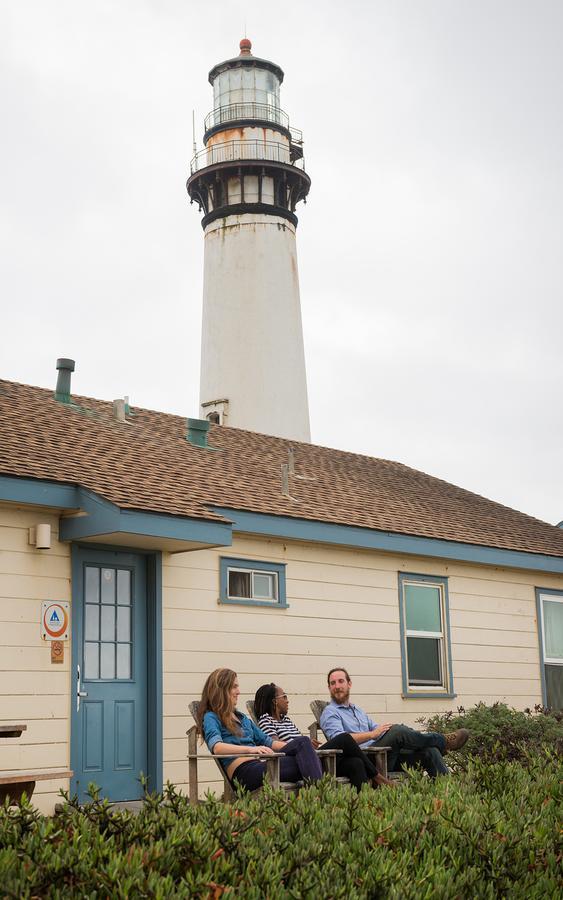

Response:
(117, 606), (131, 642)
(253, 572), (276, 600)
(405, 584), (441, 632)
(100, 643), (115, 679)
(229, 570), (252, 598)
(101, 605), (115, 642)
(101, 568), (115, 604)
(84, 642), (99, 679)
(407, 637), (442, 685)
(544, 600), (563, 659)
(117, 570), (131, 605)
(117, 644), (131, 680)
(85, 567), (99, 604)
(85, 604), (99, 641)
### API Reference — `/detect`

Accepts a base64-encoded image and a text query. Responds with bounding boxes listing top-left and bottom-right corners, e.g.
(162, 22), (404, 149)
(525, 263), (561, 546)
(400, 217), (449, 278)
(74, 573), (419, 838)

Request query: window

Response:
(536, 590), (563, 710)
(398, 573), (454, 697)
(219, 557), (288, 608)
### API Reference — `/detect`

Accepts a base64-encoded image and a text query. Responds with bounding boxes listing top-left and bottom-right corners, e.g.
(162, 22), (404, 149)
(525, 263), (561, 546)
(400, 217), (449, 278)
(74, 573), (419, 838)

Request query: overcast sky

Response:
(2, 1), (562, 526)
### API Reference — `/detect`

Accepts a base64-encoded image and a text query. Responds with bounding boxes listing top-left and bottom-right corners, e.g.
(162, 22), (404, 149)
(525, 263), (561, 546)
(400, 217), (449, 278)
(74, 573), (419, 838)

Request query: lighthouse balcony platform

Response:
(202, 102), (304, 160)
(190, 139), (306, 175)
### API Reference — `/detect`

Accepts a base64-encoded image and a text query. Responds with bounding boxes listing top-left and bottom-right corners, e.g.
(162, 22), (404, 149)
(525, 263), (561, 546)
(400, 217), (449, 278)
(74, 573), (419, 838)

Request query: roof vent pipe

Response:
(187, 417), (210, 447)
(54, 358), (75, 404)
(113, 399), (126, 423)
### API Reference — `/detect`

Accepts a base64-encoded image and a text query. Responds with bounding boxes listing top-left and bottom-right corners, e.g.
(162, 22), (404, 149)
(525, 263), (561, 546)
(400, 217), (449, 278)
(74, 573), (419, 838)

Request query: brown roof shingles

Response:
(1, 379), (563, 558)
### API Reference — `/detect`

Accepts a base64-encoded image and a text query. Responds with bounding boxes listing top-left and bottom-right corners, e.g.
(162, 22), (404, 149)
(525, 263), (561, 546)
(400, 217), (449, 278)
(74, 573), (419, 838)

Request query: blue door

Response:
(71, 548), (148, 802)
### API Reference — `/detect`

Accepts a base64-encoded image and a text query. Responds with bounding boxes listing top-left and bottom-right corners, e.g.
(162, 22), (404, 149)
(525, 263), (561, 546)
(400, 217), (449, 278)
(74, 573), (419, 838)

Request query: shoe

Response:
(372, 772), (396, 788)
(443, 728), (470, 753)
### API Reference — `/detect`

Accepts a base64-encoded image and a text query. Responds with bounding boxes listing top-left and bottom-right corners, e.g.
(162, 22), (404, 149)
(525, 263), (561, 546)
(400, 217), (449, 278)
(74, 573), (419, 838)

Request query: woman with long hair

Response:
(197, 668), (323, 792)
(254, 682), (394, 791)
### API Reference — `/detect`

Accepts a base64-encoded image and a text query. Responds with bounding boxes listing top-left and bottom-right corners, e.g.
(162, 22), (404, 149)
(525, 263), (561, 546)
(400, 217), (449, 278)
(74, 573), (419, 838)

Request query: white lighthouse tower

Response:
(187, 39), (311, 442)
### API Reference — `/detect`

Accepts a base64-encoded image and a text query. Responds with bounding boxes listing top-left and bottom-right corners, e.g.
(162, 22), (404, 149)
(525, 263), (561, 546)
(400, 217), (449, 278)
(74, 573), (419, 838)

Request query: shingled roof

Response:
(1, 379), (563, 558)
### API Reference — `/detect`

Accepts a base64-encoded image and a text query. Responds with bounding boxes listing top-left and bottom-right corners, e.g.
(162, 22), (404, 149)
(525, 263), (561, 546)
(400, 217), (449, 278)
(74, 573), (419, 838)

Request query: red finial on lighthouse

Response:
(239, 37), (252, 56)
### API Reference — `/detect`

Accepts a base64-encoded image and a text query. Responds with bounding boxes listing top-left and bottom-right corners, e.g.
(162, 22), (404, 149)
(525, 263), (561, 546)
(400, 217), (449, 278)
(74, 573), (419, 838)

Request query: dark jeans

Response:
(371, 725), (448, 777)
(321, 732), (377, 791)
(232, 736), (323, 791)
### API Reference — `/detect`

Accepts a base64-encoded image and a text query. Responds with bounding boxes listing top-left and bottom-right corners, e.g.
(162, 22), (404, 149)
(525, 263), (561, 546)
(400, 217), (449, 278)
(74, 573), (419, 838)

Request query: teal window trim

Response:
(398, 572), (456, 699)
(219, 557), (288, 609)
(535, 587), (563, 708)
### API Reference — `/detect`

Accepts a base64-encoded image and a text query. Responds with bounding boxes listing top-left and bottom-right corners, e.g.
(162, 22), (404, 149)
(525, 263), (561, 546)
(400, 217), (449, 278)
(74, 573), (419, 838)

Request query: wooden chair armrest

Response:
(315, 749), (343, 756)
(187, 752), (286, 759)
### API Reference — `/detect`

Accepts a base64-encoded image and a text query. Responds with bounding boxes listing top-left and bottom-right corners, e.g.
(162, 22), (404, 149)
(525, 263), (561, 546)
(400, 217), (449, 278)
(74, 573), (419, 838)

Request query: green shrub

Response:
(418, 701), (563, 766)
(1, 752), (561, 898)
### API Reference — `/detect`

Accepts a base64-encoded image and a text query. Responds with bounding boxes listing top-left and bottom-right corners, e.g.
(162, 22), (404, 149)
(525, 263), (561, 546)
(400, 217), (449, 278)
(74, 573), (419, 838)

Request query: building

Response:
(1, 373), (562, 812)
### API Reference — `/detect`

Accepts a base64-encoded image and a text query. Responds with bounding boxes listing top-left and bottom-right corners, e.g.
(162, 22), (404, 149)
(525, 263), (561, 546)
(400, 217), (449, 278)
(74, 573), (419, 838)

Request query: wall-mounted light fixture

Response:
(29, 524), (52, 550)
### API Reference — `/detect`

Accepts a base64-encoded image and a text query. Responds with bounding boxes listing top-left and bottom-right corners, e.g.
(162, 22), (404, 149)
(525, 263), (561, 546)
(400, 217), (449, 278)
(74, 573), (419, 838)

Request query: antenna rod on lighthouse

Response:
(192, 109), (197, 156)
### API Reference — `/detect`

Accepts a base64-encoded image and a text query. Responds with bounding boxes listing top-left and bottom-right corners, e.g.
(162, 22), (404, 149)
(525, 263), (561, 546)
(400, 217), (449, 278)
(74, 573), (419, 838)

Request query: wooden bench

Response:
(0, 770), (73, 804)
(0, 724), (27, 739)
(309, 700), (392, 778)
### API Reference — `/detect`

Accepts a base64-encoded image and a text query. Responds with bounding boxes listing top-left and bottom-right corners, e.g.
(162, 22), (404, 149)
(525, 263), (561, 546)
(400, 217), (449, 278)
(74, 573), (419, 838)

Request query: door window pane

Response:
(405, 585), (442, 632)
(100, 643), (115, 679)
(85, 604), (99, 641)
(117, 606), (131, 642)
(544, 600), (563, 659)
(407, 637), (442, 685)
(117, 570), (131, 605)
(85, 567), (99, 604)
(84, 642), (99, 679)
(101, 605), (115, 642)
(117, 644), (131, 679)
(101, 569), (115, 604)
(253, 572), (276, 600)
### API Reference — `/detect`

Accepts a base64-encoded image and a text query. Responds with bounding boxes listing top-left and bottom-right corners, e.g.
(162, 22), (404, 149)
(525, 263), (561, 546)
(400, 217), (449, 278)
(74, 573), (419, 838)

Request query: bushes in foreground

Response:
(1, 752), (561, 899)
(419, 701), (563, 766)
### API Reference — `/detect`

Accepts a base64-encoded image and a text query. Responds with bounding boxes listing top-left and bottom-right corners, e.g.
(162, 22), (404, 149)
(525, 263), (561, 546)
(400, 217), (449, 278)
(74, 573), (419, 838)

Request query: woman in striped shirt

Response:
(254, 683), (394, 791)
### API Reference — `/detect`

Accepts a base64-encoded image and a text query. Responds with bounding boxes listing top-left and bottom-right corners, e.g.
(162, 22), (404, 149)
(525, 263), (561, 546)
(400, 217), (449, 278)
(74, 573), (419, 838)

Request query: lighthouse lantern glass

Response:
(213, 66), (280, 110)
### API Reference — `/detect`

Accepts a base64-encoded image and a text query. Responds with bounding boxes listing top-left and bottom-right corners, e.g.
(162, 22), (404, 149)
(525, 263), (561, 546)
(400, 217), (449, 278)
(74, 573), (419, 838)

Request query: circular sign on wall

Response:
(41, 601), (70, 641)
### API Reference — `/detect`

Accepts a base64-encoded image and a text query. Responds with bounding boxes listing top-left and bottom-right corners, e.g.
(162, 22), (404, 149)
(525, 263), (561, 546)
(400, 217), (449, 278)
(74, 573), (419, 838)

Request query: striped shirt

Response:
(257, 713), (302, 741)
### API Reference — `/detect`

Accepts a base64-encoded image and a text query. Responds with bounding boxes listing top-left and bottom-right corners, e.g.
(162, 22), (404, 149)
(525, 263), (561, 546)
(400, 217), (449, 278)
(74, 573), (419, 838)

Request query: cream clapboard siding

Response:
(1, 500), (563, 809)
(0, 504), (72, 815)
(162, 534), (563, 797)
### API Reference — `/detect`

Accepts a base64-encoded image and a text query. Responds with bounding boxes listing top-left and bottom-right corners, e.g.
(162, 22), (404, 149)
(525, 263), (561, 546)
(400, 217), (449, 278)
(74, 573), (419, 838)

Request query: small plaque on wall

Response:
(51, 641), (64, 664)
(41, 601), (70, 641)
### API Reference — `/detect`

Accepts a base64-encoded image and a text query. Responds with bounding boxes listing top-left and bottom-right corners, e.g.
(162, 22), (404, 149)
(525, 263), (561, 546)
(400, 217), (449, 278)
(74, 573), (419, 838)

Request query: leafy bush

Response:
(1, 752), (562, 898)
(418, 701), (563, 766)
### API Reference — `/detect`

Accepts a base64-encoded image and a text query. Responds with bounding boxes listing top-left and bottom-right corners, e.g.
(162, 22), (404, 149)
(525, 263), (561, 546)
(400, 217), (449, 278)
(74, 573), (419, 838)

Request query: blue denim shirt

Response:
(203, 710), (274, 770)
(320, 701), (377, 748)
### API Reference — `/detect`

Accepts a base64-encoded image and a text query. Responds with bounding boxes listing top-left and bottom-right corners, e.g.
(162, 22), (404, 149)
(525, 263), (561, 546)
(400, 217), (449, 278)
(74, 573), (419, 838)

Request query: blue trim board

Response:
(534, 587), (563, 708)
(219, 556), (288, 608)
(212, 508), (563, 575)
(398, 573), (456, 700)
(0, 477), (230, 547)
(0, 475), (80, 509)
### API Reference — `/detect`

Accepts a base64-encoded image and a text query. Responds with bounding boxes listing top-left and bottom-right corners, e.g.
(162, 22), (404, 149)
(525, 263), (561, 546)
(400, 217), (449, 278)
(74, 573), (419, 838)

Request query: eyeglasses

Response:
(275, 694), (288, 701)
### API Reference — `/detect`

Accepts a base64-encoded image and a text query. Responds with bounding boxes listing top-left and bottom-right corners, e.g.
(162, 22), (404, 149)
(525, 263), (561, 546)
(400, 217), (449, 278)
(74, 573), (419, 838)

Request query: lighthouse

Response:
(187, 39), (311, 442)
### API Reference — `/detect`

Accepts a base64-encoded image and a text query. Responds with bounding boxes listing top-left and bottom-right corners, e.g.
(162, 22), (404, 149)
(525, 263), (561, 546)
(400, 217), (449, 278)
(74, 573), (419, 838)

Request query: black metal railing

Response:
(204, 102), (290, 132)
(190, 139), (305, 174)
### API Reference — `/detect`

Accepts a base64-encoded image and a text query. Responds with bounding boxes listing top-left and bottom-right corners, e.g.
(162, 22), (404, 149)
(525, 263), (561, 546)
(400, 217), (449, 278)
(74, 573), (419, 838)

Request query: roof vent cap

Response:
(187, 417), (210, 448)
(54, 358), (75, 404)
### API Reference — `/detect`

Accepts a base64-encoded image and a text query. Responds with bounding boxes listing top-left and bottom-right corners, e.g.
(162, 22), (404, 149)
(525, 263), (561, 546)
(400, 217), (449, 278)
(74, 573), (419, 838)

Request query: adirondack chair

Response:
(245, 700), (341, 778)
(187, 700), (298, 804)
(309, 700), (391, 778)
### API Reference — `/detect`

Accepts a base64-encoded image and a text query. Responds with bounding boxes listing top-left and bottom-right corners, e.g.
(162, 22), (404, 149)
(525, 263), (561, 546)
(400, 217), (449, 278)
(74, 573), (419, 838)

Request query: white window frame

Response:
(399, 573), (454, 697)
(219, 557), (288, 609)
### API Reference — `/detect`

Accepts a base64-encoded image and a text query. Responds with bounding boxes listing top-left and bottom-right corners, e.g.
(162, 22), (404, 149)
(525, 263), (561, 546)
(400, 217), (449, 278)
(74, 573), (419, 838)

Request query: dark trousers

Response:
(371, 725), (449, 777)
(321, 732), (377, 791)
(232, 736), (323, 791)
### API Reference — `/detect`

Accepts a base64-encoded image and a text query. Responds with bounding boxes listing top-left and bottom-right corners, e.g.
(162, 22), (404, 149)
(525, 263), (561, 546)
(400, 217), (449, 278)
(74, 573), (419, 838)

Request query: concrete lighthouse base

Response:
(199, 213), (311, 442)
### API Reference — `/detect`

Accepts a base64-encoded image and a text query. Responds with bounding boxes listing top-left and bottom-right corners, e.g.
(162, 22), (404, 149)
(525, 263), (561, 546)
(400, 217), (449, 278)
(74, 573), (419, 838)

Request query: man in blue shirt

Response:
(320, 668), (469, 777)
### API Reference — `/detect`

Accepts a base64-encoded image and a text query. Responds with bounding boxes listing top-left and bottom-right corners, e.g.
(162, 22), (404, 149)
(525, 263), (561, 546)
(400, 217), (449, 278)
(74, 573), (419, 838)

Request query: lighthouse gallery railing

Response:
(190, 140), (305, 174)
(204, 102), (290, 132)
